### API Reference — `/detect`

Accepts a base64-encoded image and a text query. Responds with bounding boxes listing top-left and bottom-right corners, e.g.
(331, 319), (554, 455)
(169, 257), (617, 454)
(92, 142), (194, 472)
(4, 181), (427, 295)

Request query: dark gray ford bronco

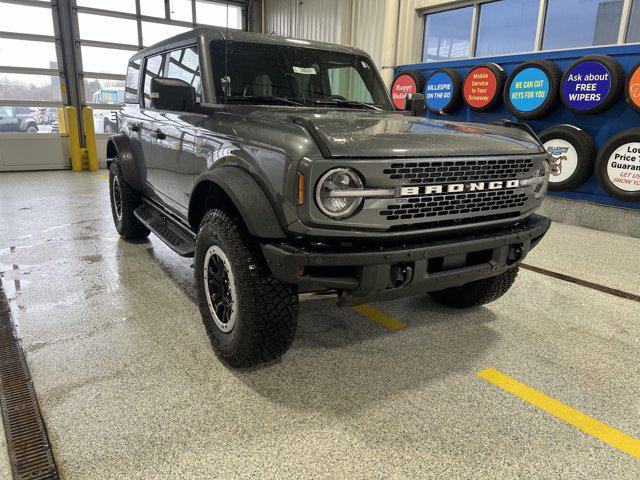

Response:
(107, 28), (551, 367)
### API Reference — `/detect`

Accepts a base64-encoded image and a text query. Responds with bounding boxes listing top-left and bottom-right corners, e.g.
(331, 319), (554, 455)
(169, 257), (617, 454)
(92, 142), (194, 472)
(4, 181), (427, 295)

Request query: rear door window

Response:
(165, 46), (202, 102)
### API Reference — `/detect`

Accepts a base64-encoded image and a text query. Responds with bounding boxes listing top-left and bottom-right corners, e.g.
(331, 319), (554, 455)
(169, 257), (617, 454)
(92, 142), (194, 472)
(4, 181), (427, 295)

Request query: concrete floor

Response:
(0, 170), (639, 479)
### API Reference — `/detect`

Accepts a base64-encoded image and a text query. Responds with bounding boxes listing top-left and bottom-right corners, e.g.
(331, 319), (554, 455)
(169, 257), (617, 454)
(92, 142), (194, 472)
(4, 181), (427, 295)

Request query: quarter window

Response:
(165, 47), (202, 102)
(143, 54), (165, 107)
(124, 58), (141, 103)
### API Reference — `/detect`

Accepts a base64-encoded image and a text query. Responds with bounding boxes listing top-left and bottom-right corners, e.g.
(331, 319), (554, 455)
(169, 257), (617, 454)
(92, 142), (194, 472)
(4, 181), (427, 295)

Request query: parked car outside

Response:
(92, 87), (124, 133)
(0, 106), (39, 132)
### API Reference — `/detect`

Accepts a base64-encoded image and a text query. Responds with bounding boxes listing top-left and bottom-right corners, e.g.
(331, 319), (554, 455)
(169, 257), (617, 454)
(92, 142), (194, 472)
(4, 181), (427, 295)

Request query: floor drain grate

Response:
(0, 282), (59, 480)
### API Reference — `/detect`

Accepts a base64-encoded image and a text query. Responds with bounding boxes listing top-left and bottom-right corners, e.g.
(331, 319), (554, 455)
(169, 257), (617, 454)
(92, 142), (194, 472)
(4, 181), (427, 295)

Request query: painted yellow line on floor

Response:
(99, 173), (109, 181)
(351, 304), (407, 331)
(478, 368), (640, 460)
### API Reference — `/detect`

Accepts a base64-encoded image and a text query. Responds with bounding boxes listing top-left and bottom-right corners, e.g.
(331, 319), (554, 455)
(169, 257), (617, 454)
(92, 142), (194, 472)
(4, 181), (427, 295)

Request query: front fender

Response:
(191, 167), (286, 239)
(106, 134), (146, 191)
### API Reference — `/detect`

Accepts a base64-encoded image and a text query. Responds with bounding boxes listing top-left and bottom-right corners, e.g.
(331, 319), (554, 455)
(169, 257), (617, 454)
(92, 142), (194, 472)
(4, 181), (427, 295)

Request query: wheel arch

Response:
(189, 167), (286, 239)
(106, 134), (146, 190)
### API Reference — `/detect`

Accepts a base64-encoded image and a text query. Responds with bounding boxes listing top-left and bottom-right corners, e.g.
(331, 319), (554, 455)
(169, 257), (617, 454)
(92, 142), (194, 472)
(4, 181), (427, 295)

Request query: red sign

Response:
(391, 74), (417, 110)
(463, 67), (498, 109)
(629, 65), (640, 110)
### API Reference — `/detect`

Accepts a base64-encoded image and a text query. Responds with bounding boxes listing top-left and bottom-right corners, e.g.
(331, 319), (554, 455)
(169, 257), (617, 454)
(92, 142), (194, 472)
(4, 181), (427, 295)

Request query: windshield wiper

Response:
(227, 96), (305, 107)
(313, 99), (382, 111)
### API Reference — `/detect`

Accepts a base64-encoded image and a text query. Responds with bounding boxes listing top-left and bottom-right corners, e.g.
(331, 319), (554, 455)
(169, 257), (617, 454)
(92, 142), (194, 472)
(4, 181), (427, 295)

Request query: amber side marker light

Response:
(297, 172), (305, 205)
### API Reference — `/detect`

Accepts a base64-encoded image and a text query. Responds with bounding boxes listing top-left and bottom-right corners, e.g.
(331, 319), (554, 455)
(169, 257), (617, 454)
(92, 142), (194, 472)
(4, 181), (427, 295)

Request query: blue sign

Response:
(563, 61), (611, 111)
(508, 67), (550, 112)
(425, 72), (454, 111)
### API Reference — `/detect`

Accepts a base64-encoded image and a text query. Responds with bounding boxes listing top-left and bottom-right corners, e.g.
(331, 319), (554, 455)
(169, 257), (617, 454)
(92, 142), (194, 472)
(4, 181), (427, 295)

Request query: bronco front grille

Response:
(382, 158), (534, 185)
(380, 189), (528, 222)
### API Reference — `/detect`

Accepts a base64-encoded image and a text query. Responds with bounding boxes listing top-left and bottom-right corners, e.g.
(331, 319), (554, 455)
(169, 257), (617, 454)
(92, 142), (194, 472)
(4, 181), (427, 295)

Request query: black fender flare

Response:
(106, 134), (146, 191)
(190, 167), (286, 239)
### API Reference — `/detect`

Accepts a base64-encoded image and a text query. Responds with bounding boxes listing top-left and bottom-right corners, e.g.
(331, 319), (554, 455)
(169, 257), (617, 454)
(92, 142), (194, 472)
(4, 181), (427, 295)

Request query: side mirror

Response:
(405, 92), (425, 117)
(150, 77), (196, 112)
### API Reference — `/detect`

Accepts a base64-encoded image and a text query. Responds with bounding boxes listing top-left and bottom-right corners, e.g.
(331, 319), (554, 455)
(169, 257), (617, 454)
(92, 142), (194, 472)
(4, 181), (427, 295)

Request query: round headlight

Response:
(534, 160), (551, 199)
(315, 168), (364, 219)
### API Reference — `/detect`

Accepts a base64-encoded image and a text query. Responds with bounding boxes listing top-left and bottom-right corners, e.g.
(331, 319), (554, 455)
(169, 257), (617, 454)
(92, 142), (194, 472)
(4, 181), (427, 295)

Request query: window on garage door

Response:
(0, 1), (62, 134)
(165, 47), (203, 102)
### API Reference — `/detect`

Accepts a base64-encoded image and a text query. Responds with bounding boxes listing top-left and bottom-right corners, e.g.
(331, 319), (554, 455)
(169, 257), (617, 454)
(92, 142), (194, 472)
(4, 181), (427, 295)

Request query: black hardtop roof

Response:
(130, 27), (367, 61)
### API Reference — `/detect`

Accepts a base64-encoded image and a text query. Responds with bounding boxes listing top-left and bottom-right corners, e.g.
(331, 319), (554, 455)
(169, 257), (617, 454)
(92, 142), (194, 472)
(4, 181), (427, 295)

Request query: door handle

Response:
(130, 123), (140, 132)
(155, 129), (166, 140)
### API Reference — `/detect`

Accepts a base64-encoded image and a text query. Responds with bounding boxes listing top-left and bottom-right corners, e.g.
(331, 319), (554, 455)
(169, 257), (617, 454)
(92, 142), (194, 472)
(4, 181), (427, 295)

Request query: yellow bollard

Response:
(56, 107), (67, 134)
(82, 107), (99, 171)
(66, 106), (83, 172)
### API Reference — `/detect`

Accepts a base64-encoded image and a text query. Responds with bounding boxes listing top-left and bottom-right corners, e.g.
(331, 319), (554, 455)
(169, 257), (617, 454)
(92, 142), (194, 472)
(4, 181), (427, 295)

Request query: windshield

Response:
(210, 41), (391, 110)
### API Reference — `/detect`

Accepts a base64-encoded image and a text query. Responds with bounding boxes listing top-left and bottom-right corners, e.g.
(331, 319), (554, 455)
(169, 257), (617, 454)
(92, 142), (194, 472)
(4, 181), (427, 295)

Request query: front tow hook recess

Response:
(391, 263), (414, 288)
(508, 245), (524, 265)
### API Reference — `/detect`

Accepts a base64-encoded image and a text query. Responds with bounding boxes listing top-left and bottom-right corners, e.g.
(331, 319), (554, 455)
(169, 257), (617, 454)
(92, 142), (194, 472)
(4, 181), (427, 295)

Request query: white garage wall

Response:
(264, 0), (298, 36)
(298, 0), (344, 43)
(265, 0), (345, 43)
(350, 0), (386, 66)
(263, 0), (429, 86)
(0, 135), (69, 171)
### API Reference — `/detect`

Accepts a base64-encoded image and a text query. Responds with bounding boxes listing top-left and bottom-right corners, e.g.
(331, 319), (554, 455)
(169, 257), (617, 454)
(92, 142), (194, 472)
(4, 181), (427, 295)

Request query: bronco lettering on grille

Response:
(399, 179), (520, 197)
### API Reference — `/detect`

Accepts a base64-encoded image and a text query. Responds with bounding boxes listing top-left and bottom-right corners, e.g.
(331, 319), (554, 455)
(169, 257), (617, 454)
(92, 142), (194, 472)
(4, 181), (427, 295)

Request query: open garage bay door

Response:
(0, 0), (244, 172)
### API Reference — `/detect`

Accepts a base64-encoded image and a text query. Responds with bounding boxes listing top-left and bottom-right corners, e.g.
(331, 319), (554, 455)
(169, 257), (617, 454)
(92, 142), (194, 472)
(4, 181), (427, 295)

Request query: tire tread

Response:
(196, 210), (298, 368)
(109, 160), (150, 239)
(430, 267), (519, 308)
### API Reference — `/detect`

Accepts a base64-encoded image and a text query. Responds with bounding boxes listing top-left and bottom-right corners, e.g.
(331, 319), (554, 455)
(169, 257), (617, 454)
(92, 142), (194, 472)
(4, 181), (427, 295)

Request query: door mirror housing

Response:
(405, 92), (426, 117)
(150, 77), (196, 112)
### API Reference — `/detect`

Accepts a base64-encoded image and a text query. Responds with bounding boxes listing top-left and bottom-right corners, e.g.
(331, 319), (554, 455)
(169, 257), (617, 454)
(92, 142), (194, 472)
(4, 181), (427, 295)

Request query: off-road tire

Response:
(109, 160), (150, 239)
(195, 209), (298, 368)
(539, 124), (596, 191)
(429, 266), (519, 308)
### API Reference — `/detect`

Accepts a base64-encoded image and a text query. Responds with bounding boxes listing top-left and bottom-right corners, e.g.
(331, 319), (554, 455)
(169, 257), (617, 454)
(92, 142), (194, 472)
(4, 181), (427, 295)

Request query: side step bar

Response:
(134, 200), (196, 257)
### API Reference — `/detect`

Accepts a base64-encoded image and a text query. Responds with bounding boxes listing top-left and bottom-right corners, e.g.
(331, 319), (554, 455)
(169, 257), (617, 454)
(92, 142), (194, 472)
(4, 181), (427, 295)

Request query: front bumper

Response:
(261, 214), (550, 306)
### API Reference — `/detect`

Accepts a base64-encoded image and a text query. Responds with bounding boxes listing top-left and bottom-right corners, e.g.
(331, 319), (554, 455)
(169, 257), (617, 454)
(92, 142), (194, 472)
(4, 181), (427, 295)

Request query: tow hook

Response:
(391, 263), (414, 288)
(508, 245), (524, 265)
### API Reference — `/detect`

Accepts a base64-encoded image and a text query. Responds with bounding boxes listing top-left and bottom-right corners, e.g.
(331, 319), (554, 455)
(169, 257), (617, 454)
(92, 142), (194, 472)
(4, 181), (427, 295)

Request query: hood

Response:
(247, 108), (542, 158)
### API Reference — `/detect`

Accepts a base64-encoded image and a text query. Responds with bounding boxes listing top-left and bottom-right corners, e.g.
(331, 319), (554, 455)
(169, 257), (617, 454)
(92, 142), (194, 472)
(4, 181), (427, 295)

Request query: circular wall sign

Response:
(606, 143), (640, 192)
(626, 61), (640, 114)
(510, 67), (549, 111)
(463, 63), (504, 112)
(561, 55), (625, 115)
(539, 124), (596, 191)
(595, 128), (640, 202)
(504, 60), (562, 120)
(424, 68), (462, 114)
(391, 70), (425, 110)
(391, 74), (416, 109)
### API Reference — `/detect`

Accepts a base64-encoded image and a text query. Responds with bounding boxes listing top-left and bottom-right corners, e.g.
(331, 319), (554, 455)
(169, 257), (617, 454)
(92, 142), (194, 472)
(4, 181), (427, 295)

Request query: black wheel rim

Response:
(112, 176), (123, 220)
(204, 246), (236, 332)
